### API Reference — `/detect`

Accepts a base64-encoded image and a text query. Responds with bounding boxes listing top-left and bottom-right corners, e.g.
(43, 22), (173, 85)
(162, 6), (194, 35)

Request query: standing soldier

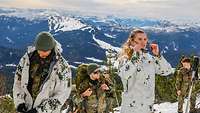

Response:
(116, 29), (172, 113)
(13, 32), (72, 113)
(176, 57), (197, 113)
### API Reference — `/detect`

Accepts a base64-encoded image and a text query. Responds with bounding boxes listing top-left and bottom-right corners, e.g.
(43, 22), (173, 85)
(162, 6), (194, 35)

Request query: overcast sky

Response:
(0, 0), (199, 21)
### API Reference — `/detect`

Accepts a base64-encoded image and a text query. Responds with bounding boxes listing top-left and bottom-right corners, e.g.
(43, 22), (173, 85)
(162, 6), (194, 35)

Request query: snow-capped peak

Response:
(48, 15), (87, 33)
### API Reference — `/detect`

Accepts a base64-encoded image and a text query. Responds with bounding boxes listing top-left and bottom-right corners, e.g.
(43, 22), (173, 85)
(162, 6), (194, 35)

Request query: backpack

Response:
(75, 64), (90, 91)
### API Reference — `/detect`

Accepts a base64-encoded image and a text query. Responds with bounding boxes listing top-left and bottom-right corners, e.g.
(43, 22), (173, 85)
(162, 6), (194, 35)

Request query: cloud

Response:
(0, 0), (52, 8)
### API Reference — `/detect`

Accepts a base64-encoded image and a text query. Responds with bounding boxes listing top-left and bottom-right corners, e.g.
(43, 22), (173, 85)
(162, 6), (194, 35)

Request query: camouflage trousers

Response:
(178, 83), (197, 113)
(83, 94), (107, 113)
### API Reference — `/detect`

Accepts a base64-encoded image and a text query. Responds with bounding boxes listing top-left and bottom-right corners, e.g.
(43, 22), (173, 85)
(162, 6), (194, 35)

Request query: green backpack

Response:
(75, 64), (90, 92)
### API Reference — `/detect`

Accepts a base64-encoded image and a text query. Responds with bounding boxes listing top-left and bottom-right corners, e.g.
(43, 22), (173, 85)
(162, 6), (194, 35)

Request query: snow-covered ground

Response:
(154, 95), (200, 113)
(62, 95), (200, 113)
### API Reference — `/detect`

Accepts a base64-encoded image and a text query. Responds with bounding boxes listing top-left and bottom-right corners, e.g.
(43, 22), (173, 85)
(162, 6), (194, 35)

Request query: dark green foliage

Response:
(155, 74), (177, 103)
(0, 96), (16, 113)
(155, 55), (184, 103)
(111, 72), (124, 107)
(0, 74), (6, 96)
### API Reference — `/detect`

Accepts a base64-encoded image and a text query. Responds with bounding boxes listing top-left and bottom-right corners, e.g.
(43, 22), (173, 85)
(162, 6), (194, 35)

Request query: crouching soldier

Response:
(76, 63), (111, 113)
(176, 57), (198, 113)
(13, 32), (72, 113)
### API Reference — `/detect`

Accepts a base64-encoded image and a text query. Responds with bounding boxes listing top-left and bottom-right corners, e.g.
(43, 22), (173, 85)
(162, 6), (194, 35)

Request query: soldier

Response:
(176, 57), (197, 113)
(116, 29), (173, 113)
(76, 63), (110, 113)
(13, 32), (72, 113)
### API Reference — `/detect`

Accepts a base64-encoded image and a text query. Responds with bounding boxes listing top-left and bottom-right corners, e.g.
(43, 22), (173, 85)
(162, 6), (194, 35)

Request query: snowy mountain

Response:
(0, 7), (200, 75)
(1, 7), (200, 113)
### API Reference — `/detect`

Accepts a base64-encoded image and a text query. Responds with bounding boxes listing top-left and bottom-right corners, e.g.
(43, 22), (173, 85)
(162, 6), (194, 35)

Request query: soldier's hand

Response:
(74, 109), (79, 113)
(130, 43), (143, 53)
(103, 73), (110, 79)
(100, 83), (109, 91)
(17, 103), (27, 112)
(150, 43), (160, 56)
(81, 88), (92, 97)
(177, 90), (181, 96)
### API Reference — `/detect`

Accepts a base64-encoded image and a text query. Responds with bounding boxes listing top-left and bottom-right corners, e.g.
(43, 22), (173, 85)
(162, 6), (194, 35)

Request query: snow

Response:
(165, 46), (169, 50)
(60, 95), (199, 113)
(161, 49), (167, 54)
(9, 52), (13, 56)
(62, 109), (68, 113)
(0, 8), (59, 21)
(141, 22), (200, 33)
(191, 45), (197, 49)
(92, 34), (121, 52)
(97, 26), (102, 30)
(48, 16), (87, 33)
(1, 8), (200, 34)
(172, 41), (178, 51)
(5, 64), (16, 67)
(104, 33), (116, 39)
(0, 65), (3, 69)
(81, 26), (93, 31)
(141, 26), (180, 33)
(69, 65), (77, 69)
(5, 37), (14, 44)
(0, 9), (41, 20)
(85, 57), (103, 63)
(74, 61), (83, 64)
(154, 95), (200, 113)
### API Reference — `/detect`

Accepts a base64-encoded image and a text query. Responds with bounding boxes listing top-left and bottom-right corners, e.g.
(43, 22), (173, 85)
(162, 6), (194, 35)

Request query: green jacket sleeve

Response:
(175, 70), (182, 91)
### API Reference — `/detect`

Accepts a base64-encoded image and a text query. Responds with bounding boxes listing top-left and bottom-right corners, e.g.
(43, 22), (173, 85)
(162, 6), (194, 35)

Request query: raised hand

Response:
(150, 43), (160, 56)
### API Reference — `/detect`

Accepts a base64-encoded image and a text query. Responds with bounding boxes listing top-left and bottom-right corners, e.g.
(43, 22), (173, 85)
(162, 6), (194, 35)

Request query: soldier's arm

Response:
(175, 70), (183, 91)
(153, 55), (173, 76)
(74, 94), (86, 113)
(13, 54), (27, 108)
(99, 73), (114, 91)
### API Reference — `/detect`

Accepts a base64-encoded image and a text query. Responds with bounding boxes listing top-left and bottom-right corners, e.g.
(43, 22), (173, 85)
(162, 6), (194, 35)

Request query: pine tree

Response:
(0, 73), (6, 96)
(0, 74), (16, 113)
(105, 49), (123, 108)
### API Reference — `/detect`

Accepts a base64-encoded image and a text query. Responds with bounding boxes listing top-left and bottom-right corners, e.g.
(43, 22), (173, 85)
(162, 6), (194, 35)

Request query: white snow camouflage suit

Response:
(13, 42), (72, 113)
(116, 51), (173, 113)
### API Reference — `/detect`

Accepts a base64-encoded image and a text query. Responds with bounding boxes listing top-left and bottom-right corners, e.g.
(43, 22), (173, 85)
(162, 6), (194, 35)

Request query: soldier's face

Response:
(90, 69), (100, 80)
(131, 33), (148, 49)
(182, 62), (191, 69)
(37, 50), (51, 58)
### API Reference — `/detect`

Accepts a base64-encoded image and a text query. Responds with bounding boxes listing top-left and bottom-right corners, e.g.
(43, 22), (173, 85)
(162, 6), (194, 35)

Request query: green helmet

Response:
(35, 31), (56, 51)
(87, 63), (100, 75)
